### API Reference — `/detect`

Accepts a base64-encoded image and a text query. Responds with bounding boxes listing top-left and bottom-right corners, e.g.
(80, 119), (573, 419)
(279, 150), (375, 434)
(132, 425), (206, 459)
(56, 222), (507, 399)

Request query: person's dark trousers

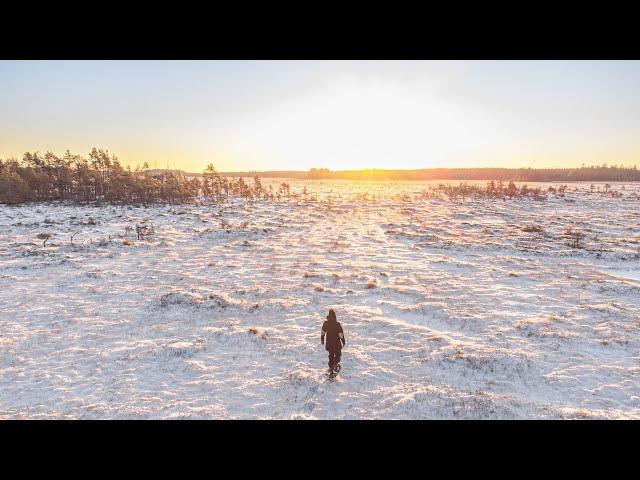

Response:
(328, 350), (341, 370)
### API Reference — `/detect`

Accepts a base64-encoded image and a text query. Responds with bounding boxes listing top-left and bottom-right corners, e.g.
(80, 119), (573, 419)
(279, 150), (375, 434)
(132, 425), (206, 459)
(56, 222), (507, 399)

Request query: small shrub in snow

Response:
(136, 222), (154, 240)
(206, 293), (231, 309)
(159, 292), (202, 307)
(37, 232), (52, 247)
(366, 279), (377, 289)
(160, 340), (205, 359)
(563, 227), (584, 249)
(248, 327), (267, 339)
(70, 230), (81, 246)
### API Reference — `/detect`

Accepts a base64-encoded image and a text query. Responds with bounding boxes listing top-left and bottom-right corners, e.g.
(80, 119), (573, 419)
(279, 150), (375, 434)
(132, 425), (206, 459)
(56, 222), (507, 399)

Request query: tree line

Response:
(184, 165), (640, 182)
(0, 149), (291, 205)
(305, 165), (640, 182)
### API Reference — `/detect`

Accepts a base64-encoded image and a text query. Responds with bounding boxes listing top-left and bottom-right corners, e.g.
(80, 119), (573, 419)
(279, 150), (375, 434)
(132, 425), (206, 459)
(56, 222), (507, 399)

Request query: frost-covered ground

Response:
(1, 180), (639, 419)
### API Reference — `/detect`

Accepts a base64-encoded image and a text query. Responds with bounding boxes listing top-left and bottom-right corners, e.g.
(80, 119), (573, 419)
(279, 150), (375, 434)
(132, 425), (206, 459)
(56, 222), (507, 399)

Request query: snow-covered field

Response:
(1, 180), (639, 419)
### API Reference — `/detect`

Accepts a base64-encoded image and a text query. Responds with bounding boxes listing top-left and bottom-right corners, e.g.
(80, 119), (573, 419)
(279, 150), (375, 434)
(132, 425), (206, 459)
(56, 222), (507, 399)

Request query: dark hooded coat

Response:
(321, 318), (345, 352)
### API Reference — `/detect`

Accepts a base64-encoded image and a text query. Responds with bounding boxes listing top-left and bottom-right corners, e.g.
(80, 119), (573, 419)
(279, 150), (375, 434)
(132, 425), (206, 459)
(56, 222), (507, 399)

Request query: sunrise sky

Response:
(1, 60), (639, 172)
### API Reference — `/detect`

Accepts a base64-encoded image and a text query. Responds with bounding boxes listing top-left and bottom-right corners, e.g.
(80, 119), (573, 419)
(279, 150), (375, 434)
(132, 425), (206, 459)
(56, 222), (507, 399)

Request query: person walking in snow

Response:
(321, 308), (346, 374)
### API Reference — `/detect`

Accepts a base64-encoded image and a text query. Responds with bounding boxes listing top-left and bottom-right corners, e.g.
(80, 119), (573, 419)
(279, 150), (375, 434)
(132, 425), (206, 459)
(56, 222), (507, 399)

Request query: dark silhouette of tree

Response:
(0, 149), (206, 205)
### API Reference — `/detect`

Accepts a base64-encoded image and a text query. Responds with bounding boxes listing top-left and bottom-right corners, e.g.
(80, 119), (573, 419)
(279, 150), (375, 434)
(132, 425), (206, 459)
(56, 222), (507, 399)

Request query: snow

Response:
(1, 180), (639, 419)
(600, 269), (640, 283)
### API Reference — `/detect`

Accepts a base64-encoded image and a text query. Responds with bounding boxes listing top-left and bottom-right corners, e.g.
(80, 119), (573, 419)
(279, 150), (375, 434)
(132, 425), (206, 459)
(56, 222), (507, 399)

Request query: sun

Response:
(231, 77), (502, 171)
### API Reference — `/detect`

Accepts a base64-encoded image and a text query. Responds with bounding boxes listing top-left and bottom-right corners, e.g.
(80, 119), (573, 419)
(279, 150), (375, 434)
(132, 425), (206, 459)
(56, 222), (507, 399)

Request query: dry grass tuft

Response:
(248, 327), (267, 339)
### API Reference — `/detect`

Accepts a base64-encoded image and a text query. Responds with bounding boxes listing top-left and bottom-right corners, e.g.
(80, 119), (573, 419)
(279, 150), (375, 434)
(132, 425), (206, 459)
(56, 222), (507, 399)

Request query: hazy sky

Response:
(1, 60), (639, 172)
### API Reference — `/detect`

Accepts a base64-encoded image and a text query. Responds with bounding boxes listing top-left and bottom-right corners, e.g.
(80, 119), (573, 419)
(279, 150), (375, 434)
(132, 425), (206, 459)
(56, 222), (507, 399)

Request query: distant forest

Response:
(214, 165), (640, 182)
(303, 166), (640, 182)
(2, 149), (640, 204)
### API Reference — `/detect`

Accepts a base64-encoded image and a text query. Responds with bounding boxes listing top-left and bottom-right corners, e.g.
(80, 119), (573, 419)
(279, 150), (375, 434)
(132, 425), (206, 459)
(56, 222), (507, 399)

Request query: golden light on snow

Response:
(2, 179), (639, 417)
